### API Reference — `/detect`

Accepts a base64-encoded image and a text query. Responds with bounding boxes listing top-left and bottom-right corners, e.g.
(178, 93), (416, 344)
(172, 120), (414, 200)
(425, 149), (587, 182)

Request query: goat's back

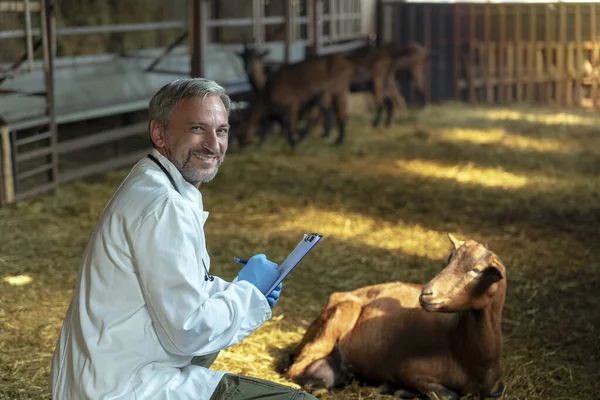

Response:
(265, 54), (354, 107)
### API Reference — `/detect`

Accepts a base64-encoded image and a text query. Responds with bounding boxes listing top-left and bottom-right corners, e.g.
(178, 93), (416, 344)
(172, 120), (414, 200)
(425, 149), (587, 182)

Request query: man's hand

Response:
(237, 254), (279, 295)
(266, 282), (282, 308)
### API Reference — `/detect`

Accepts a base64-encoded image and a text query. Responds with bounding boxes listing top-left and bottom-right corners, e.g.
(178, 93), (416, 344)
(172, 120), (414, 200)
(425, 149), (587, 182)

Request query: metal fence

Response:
(0, 0), (366, 207)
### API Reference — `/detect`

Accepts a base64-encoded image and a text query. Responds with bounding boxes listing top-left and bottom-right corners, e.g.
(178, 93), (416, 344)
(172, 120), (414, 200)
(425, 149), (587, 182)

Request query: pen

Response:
(233, 257), (248, 265)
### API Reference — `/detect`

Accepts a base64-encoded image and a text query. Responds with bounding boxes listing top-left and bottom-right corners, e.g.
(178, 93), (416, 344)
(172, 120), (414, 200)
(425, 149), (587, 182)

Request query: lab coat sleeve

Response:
(131, 196), (272, 356)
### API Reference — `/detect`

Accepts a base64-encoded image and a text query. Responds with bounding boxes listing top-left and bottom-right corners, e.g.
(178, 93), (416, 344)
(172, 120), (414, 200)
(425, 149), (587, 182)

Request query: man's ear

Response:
(150, 120), (166, 148)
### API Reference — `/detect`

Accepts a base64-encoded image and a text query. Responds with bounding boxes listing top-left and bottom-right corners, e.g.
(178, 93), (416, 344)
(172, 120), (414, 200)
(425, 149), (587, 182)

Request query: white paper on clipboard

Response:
(266, 233), (323, 295)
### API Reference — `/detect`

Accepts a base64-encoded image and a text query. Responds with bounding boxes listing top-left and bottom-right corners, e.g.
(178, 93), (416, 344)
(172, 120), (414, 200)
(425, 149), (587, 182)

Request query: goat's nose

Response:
(421, 288), (434, 297)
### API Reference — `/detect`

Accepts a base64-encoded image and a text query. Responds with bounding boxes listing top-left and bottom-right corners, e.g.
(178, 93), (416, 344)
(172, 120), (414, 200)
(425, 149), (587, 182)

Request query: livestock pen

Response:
(1, 0), (599, 399)
(1, 101), (599, 399)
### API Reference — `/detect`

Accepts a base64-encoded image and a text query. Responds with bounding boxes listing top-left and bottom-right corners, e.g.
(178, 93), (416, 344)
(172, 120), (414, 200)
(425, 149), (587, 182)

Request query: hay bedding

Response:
(1, 102), (599, 399)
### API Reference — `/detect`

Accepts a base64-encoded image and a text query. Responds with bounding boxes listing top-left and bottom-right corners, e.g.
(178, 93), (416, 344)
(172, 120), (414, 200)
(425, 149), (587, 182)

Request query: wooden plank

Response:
(591, 4), (598, 108)
(575, 4), (583, 106)
(515, 5), (523, 102)
(484, 4), (493, 103)
(559, 4), (567, 106)
(438, 6), (445, 101)
(468, 4), (476, 103)
(1, 124), (15, 204)
(409, 4), (417, 101)
(424, 5), (431, 103)
(527, 5), (536, 103)
(454, 4), (461, 100)
(499, 4), (506, 103)
(545, 3), (553, 104)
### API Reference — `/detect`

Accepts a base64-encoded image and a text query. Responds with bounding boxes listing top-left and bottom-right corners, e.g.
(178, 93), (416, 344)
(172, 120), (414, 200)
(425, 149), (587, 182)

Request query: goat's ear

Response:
(483, 264), (504, 283)
(448, 233), (464, 250)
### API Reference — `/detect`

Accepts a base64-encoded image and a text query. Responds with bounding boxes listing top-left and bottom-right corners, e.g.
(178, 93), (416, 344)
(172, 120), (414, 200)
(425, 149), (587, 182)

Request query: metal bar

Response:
(15, 131), (52, 147)
(191, 0), (207, 78)
(1, 124), (15, 204)
(46, 0), (58, 192)
(59, 149), (150, 185)
(0, 1), (41, 12)
(0, 21), (185, 40)
(17, 163), (53, 180)
(145, 30), (188, 72)
(16, 146), (53, 163)
(13, 181), (55, 202)
(318, 37), (368, 55)
(57, 122), (147, 154)
(24, 0), (34, 70)
(284, 0), (292, 64)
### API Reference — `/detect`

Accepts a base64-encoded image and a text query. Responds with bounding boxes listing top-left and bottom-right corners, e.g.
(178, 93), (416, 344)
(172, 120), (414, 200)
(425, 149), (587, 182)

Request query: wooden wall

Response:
(378, 1), (600, 109)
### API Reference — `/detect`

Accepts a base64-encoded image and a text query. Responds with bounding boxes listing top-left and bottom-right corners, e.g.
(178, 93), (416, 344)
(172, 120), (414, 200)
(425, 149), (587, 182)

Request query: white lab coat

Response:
(49, 149), (272, 399)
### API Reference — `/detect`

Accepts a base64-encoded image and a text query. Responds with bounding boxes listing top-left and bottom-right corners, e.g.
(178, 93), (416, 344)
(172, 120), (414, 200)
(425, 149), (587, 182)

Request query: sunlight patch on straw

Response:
(438, 128), (576, 153)
(466, 108), (600, 127)
(267, 207), (452, 260)
(3, 274), (33, 286)
(394, 159), (528, 189)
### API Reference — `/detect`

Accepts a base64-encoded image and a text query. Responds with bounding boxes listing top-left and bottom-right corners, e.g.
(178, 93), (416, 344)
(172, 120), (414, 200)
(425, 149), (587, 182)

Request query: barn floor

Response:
(0, 101), (599, 400)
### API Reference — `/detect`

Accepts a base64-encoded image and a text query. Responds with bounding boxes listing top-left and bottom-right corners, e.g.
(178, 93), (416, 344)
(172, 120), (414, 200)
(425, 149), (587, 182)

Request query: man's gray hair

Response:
(149, 78), (231, 129)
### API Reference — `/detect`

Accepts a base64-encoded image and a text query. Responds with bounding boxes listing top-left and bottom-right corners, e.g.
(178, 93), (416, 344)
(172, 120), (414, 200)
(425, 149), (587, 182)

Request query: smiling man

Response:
(49, 78), (316, 400)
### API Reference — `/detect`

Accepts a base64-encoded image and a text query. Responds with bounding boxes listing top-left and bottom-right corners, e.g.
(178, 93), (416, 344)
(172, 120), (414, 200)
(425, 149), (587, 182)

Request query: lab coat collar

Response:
(149, 148), (205, 211)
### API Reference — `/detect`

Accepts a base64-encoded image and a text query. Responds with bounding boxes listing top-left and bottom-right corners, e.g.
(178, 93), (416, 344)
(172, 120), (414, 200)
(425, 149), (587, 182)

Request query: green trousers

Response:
(192, 352), (317, 400)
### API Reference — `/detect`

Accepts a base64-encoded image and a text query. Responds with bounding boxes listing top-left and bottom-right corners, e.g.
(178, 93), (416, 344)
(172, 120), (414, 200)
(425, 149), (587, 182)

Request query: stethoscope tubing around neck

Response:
(147, 154), (214, 282)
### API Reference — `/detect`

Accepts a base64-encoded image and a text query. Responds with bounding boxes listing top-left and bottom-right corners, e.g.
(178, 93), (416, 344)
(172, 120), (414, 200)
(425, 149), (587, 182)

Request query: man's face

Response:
(151, 95), (229, 186)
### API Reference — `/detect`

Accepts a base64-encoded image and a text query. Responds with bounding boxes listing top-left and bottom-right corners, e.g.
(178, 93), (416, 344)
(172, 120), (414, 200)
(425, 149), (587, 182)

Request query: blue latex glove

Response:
(266, 282), (283, 308)
(237, 254), (280, 295)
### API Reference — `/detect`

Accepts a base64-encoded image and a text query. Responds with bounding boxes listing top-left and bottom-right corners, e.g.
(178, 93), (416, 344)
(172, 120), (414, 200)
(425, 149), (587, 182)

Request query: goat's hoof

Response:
(488, 382), (505, 398)
(392, 388), (425, 399)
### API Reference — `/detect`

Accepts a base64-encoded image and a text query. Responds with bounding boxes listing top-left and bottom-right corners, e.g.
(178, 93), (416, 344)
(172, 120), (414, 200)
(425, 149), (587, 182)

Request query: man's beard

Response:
(169, 147), (224, 186)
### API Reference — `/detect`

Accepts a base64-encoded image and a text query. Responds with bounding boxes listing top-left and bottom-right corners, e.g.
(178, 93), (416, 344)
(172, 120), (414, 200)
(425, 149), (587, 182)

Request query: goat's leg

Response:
(285, 300), (362, 380)
(399, 379), (459, 400)
(332, 92), (348, 145)
(371, 77), (386, 128)
(387, 77), (407, 127)
(284, 105), (299, 148)
(319, 93), (333, 138)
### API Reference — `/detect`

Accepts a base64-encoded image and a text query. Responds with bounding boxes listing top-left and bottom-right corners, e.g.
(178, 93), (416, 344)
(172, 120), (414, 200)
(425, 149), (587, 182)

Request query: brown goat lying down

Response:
(279, 234), (506, 400)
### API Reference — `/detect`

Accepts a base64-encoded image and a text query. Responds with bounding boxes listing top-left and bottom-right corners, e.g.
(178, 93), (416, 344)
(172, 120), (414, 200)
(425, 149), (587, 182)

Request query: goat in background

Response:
(346, 40), (430, 128)
(279, 234), (507, 400)
(234, 46), (354, 148)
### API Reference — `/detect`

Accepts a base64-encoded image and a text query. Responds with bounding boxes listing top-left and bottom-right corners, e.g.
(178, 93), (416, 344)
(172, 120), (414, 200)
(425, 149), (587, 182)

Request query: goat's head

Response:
(419, 234), (506, 313)
(235, 42), (270, 76)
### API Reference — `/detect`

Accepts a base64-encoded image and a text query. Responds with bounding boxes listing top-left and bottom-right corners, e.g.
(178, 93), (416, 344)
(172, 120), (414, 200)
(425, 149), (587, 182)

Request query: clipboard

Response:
(266, 232), (323, 295)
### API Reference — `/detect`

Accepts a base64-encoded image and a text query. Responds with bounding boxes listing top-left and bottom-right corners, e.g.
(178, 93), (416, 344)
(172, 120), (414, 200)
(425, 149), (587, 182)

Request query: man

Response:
(49, 78), (317, 400)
